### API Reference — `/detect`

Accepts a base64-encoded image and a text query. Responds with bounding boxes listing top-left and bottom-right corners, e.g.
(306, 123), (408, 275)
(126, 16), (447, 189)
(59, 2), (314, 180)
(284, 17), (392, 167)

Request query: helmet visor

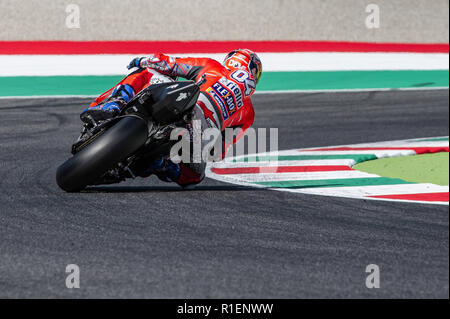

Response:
(249, 59), (262, 84)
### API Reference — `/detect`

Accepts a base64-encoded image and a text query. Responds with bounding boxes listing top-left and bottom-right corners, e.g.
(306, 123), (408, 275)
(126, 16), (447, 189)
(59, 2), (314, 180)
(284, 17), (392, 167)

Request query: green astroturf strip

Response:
(354, 152), (449, 186)
(234, 154), (377, 163)
(254, 177), (413, 188)
(407, 137), (449, 142)
(0, 70), (448, 97)
(256, 70), (449, 91)
(0, 75), (124, 96)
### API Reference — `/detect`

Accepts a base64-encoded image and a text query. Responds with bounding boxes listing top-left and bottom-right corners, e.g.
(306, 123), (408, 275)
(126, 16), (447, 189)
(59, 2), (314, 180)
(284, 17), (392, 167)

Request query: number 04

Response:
(231, 70), (255, 96)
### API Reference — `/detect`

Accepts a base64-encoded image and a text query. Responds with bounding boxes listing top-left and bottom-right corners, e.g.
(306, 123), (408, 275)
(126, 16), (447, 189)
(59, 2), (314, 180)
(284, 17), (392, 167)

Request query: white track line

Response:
(212, 159), (357, 168)
(297, 183), (449, 197)
(0, 53), (448, 76)
(210, 170), (379, 183)
(0, 87), (448, 100)
(254, 87), (450, 94)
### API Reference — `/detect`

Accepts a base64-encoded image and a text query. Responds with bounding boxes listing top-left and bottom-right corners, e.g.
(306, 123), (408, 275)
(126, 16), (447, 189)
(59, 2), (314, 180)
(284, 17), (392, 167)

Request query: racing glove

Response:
(127, 57), (143, 69)
(127, 54), (200, 80)
(127, 54), (177, 75)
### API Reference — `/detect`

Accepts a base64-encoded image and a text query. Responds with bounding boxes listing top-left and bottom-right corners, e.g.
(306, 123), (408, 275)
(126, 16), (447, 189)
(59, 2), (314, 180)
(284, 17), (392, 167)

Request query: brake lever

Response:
(196, 74), (207, 87)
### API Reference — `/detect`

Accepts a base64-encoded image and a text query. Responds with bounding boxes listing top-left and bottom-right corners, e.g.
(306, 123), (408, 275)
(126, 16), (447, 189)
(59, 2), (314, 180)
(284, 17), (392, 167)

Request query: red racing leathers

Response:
(89, 54), (256, 186)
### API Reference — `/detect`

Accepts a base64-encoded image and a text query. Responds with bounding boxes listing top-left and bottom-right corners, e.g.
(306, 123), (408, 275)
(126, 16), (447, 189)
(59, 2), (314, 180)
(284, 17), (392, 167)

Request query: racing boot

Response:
(146, 157), (204, 188)
(132, 157), (181, 181)
(80, 84), (135, 123)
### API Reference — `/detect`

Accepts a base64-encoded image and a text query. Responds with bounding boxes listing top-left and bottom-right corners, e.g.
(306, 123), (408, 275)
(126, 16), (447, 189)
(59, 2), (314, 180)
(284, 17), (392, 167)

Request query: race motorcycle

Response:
(56, 79), (203, 192)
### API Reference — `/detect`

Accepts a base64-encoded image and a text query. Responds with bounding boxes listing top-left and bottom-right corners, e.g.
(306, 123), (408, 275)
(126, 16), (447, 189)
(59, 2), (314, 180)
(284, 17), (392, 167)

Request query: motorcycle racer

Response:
(80, 49), (262, 187)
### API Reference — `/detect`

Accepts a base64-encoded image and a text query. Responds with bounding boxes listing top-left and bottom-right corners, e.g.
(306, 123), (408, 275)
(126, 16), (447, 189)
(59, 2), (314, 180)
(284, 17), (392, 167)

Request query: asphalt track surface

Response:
(0, 90), (448, 298)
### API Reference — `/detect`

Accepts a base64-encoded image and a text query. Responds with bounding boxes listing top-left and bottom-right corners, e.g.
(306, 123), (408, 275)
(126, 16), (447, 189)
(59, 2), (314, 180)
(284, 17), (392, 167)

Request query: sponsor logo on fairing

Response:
(176, 92), (188, 101)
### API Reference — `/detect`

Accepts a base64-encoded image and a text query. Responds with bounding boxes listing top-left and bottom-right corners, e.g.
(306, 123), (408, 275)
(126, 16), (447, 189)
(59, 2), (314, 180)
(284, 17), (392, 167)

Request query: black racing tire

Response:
(56, 116), (148, 192)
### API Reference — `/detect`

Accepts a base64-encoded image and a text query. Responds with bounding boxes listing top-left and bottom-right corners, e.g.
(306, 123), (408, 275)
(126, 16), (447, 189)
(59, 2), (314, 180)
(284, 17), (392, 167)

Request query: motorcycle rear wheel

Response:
(56, 116), (148, 192)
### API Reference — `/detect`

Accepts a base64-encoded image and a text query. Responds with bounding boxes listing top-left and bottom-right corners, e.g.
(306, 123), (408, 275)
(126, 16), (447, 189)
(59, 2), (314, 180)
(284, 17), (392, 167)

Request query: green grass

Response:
(354, 152), (449, 186)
